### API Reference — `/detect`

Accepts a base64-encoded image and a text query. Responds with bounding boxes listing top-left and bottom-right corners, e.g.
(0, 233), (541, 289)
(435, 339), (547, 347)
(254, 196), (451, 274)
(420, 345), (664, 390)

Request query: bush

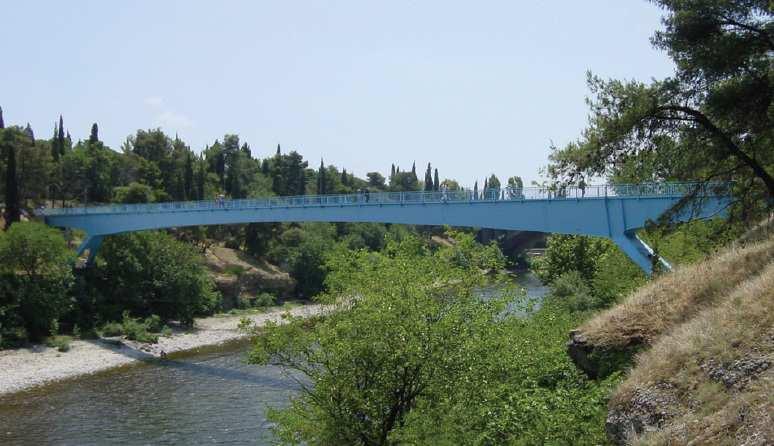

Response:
(120, 312), (159, 344)
(45, 335), (72, 352)
(549, 271), (602, 311)
(253, 292), (276, 308)
(99, 321), (124, 337)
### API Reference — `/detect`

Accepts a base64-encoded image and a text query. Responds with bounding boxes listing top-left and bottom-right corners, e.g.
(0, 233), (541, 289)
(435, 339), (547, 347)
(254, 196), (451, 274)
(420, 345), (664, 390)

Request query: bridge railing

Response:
(40, 182), (731, 216)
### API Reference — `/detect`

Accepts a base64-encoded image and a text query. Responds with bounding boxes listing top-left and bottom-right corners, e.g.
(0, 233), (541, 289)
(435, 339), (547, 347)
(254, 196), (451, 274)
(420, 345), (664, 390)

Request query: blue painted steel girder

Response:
(44, 193), (729, 275)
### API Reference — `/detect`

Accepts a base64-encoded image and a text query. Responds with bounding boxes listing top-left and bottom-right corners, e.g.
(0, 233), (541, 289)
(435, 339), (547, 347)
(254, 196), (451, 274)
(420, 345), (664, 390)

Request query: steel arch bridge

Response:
(41, 182), (731, 275)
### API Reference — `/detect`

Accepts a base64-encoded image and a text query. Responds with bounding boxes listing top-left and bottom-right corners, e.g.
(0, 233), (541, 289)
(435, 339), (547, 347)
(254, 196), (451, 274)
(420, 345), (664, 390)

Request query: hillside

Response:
(568, 223), (773, 444)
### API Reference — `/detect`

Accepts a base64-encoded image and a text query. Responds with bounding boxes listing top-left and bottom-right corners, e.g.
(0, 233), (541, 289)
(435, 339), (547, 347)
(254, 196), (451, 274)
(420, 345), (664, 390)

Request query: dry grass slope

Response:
(608, 262), (773, 445)
(577, 238), (774, 349)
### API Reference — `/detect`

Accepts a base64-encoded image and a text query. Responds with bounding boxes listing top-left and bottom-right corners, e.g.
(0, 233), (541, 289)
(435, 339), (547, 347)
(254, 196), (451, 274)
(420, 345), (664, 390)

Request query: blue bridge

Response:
(41, 182), (730, 275)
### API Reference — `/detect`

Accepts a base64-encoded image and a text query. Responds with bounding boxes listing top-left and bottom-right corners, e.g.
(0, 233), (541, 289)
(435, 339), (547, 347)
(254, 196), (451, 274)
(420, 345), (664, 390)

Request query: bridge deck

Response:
(41, 183), (731, 275)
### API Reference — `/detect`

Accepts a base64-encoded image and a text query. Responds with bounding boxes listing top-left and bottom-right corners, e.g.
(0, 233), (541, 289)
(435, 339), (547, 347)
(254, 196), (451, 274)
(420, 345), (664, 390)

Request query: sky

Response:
(0, 1), (675, 186)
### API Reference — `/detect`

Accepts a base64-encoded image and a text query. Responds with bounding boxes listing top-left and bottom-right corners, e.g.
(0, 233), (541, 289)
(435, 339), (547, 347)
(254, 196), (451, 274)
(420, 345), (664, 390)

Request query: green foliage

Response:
(97, 312), (165, 343)
(119, 312), (159, 343)
(112, 182), (156, 203)
(252, 292), (277, 308)
(532, 234), (613, 285)
(250, 235), (613, 444)
(44, 335), (72, 352)
(549, 271), (601, 312)
(94, 231), (219, 325)
(0, 222), (74, 342)
(547, 1), (773, 221)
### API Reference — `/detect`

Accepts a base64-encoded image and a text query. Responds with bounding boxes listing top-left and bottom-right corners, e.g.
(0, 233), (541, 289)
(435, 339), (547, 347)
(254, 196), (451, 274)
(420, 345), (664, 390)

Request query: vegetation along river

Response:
(0, 272), (546, 446)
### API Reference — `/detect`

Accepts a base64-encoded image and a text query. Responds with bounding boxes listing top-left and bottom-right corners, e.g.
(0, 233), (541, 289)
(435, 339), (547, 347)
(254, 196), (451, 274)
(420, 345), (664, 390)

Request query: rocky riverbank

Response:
(0, 304), (327, 396)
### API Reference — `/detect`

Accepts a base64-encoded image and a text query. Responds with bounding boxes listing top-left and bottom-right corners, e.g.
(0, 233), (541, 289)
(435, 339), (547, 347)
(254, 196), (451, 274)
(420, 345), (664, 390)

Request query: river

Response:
(0, 272), (547, 446)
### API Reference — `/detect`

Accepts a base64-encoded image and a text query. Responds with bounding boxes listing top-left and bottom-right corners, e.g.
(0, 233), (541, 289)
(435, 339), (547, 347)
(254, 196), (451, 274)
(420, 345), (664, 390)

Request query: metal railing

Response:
(40, 182), (731, 217)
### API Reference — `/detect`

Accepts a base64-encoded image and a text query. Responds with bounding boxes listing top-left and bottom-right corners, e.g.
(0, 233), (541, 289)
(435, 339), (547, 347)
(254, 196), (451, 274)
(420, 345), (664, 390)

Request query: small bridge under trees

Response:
(41, 183), (731, 275)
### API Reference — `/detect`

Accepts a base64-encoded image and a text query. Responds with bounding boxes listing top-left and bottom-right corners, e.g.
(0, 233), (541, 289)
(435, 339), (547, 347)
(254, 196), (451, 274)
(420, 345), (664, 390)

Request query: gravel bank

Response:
(0, 304), (327, 396)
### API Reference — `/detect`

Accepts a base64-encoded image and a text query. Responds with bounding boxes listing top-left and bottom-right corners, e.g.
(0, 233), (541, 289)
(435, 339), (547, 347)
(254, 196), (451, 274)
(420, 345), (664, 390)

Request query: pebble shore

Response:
(0, 304), (326, 396)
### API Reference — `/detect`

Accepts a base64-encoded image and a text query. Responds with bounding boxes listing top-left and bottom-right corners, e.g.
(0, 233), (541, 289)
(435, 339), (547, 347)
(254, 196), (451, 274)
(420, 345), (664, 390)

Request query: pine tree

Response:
(24, 123), (34, 145)
(0, 106), (4, 129)
(89, 123), (99, 143)
(4, 139), (20, 229)
(433, 168), (439, 191)
(241, 142), (251, 159)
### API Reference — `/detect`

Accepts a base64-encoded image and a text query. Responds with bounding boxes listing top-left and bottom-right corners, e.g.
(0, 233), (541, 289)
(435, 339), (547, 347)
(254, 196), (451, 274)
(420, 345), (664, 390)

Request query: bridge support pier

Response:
(76, 235), (104, 266)
(612, 232), (671, 277)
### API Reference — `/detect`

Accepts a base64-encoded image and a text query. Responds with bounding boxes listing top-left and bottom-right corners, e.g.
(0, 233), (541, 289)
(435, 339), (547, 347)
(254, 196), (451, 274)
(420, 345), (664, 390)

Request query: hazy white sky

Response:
(1, 1), (674, 186)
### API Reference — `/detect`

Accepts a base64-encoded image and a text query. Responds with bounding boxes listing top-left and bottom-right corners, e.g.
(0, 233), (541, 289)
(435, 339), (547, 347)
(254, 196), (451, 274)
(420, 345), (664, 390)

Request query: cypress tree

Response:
(89, 123), (99, 143)
(424, 163), (433, 191)
(196, 160), (206, 200)
(4, 139), (20, 229)
(411, 162), (416, 177)
(57, 115), (65, 156)
(261, 158), (270, 175)
(433, 168), (439, 191)
(341, 168), (348, 187)
(276, 144), (281, 156)
(51, 123), (60, 161)
(0, 106), (4, 129)
(473, 181), (478, 200)
(184, 152), (194, 200)
(484, 178), (488, 192)
(318, 159), (326, 194)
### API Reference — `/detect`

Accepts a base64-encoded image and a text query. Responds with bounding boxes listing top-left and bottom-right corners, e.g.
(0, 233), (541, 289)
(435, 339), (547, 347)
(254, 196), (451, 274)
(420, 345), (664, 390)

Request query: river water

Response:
(0, 272), (547, 446)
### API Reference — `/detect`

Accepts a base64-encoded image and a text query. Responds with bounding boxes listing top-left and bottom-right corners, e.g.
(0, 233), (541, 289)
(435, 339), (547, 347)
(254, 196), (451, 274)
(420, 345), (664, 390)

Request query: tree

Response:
(433, 168), (439, 191)
(547, 1), (773, 221)
(95, 231), (219, 325)
(0, 222), (74, 341)
(367, 171), (385, 189)
(113, 182), (155, 203)
(2, 129), (21, 228)
(532, 234), (612, 285)
(184, 152), (194, 200)
(24, 123), (34, 143)
(317, 159), (327, 194)
(89, 123), (99, 143)
(424, 163), (433, 191)
(0, 106), (4, 129)
(249, 235), (509, 444)
(57, 115), (66, 157)
(488, 174), (501, 191)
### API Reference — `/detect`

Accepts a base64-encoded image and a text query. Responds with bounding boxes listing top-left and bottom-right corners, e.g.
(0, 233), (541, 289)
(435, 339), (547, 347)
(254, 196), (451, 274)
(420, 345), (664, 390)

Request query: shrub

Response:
(252, 292), (276, 308)
(550, 270), (603, 311)
(120, 312), (158, 344)
(45, 335), (72, 352)
(99, 321), (124, 337)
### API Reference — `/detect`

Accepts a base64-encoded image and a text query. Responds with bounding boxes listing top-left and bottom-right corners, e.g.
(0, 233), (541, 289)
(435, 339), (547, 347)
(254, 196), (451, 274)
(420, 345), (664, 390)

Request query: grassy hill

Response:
(568, 220), (773, 444)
